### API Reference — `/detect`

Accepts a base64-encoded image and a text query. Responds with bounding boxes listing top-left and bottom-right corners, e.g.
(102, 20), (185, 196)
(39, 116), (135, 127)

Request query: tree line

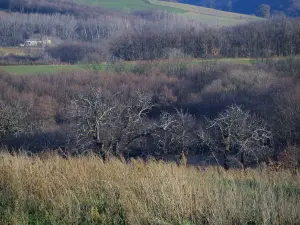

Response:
(1, 10), (300, 64)
(111, 18), (300, 60)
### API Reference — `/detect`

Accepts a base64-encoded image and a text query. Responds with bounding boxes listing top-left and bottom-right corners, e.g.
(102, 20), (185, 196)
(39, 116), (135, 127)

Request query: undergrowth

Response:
(0, 153), (299, 224)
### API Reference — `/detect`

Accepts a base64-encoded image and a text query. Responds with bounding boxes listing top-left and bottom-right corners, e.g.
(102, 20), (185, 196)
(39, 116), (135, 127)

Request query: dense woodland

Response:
(1, 10), (300, 64)
(0, 0), (300, 169)
(1, 58), (300, 169)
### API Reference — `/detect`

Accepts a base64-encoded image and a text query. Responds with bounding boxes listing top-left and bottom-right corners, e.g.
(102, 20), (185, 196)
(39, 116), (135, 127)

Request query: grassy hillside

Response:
(76, 0), (261, 26)
(0, 153), (299, 224)
(151, 0), (261, 25)
(76, 0), (186, 12)
(179, 0), (300, 17)
(0, 0), (261, 27)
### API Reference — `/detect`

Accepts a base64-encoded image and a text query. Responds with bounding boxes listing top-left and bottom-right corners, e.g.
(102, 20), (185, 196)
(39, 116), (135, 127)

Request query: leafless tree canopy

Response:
(0, 101), (30, 141)
(67, 88), (200, 159)
(68, 89), (154, 155)
(207, 105), (272, 168)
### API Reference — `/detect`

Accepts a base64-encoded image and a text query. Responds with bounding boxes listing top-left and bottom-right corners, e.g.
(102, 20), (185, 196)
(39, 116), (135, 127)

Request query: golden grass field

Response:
(0, 153), (299, 224)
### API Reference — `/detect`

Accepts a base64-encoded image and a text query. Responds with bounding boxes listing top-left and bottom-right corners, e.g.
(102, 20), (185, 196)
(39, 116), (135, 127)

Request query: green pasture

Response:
(77, 0), (186, 13)
(0, 47), (26, 57)
(0, 65), (86, 75)
(0, 58), (256, 75)
(150, 0), (261, 26)
(76, 0), (260, 26)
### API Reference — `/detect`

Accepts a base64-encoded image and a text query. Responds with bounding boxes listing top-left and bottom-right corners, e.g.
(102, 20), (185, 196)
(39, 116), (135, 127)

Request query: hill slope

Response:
(76, 0), (260, 26)
(75, 0), (184, 12)
(177, 0), (300, 16)
(0, 0), (261, 26)
(151, 0), (260, 25)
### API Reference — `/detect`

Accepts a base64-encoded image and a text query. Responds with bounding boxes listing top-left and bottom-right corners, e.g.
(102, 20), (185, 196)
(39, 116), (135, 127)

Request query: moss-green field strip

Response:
(77, 0), (186, 13)
(0, 64), (85, 75)
(0, 58), (256, 75)
(0, 47), (26, 57)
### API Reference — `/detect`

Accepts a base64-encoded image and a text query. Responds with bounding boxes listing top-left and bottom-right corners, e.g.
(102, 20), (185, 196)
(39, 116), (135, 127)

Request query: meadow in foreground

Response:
(0, 153), (299, 225)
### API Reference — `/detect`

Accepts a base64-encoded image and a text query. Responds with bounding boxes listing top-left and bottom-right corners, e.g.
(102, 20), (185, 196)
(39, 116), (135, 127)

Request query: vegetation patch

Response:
(150, 0), (261, 25)
(0, 64), (84, 75)
(0, 154), (299, 225)
(77, 0), (186, 13)
(0, 58), (255, 75)
(0, 47), (26, 57)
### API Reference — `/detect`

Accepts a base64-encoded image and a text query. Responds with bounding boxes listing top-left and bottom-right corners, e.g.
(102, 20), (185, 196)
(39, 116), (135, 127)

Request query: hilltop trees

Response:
(227, 0), (232, 12)
(209, 0), (215, 8)
(259, 4), (271, 18)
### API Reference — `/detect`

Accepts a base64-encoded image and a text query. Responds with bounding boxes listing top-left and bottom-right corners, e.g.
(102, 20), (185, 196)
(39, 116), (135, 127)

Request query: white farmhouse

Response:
(20, 38), (52, 47)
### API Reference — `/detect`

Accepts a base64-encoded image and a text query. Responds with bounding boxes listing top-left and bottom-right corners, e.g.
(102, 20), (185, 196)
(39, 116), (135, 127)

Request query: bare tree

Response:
(68, 88), (157, 157)
(68, 88), (200, 158)
(207, 105), (272, 169)
(153, 109), (198, 155)
(0, 101), (30, 142)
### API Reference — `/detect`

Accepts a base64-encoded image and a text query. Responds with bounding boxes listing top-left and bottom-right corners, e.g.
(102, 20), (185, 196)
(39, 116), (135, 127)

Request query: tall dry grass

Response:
(0, 153), (300, 225)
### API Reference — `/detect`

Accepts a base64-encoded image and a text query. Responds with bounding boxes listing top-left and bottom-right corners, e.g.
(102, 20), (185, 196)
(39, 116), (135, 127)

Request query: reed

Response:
(0, 153), (299, 225)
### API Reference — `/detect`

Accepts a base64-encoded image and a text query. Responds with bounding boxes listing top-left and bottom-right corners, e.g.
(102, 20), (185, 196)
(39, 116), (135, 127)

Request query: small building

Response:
(20, 38), (52, 47)
(20, 40), (38, 47)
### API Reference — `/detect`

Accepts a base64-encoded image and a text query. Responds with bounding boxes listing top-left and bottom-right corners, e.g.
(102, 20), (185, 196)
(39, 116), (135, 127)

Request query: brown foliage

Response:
(279, 146), (300, 170)
(0, 59), (299, 165)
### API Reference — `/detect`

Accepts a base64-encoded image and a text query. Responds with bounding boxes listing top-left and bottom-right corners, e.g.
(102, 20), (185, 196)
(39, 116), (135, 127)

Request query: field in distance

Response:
(76, 0), (261, 26)
(0, 47), (26, 57)
(0, 58), (256, 75)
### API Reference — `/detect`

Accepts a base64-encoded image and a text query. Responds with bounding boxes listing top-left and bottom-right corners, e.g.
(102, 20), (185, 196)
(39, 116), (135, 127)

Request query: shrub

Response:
(47, 42), (106, 64)
(279, 145), (300, 169)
